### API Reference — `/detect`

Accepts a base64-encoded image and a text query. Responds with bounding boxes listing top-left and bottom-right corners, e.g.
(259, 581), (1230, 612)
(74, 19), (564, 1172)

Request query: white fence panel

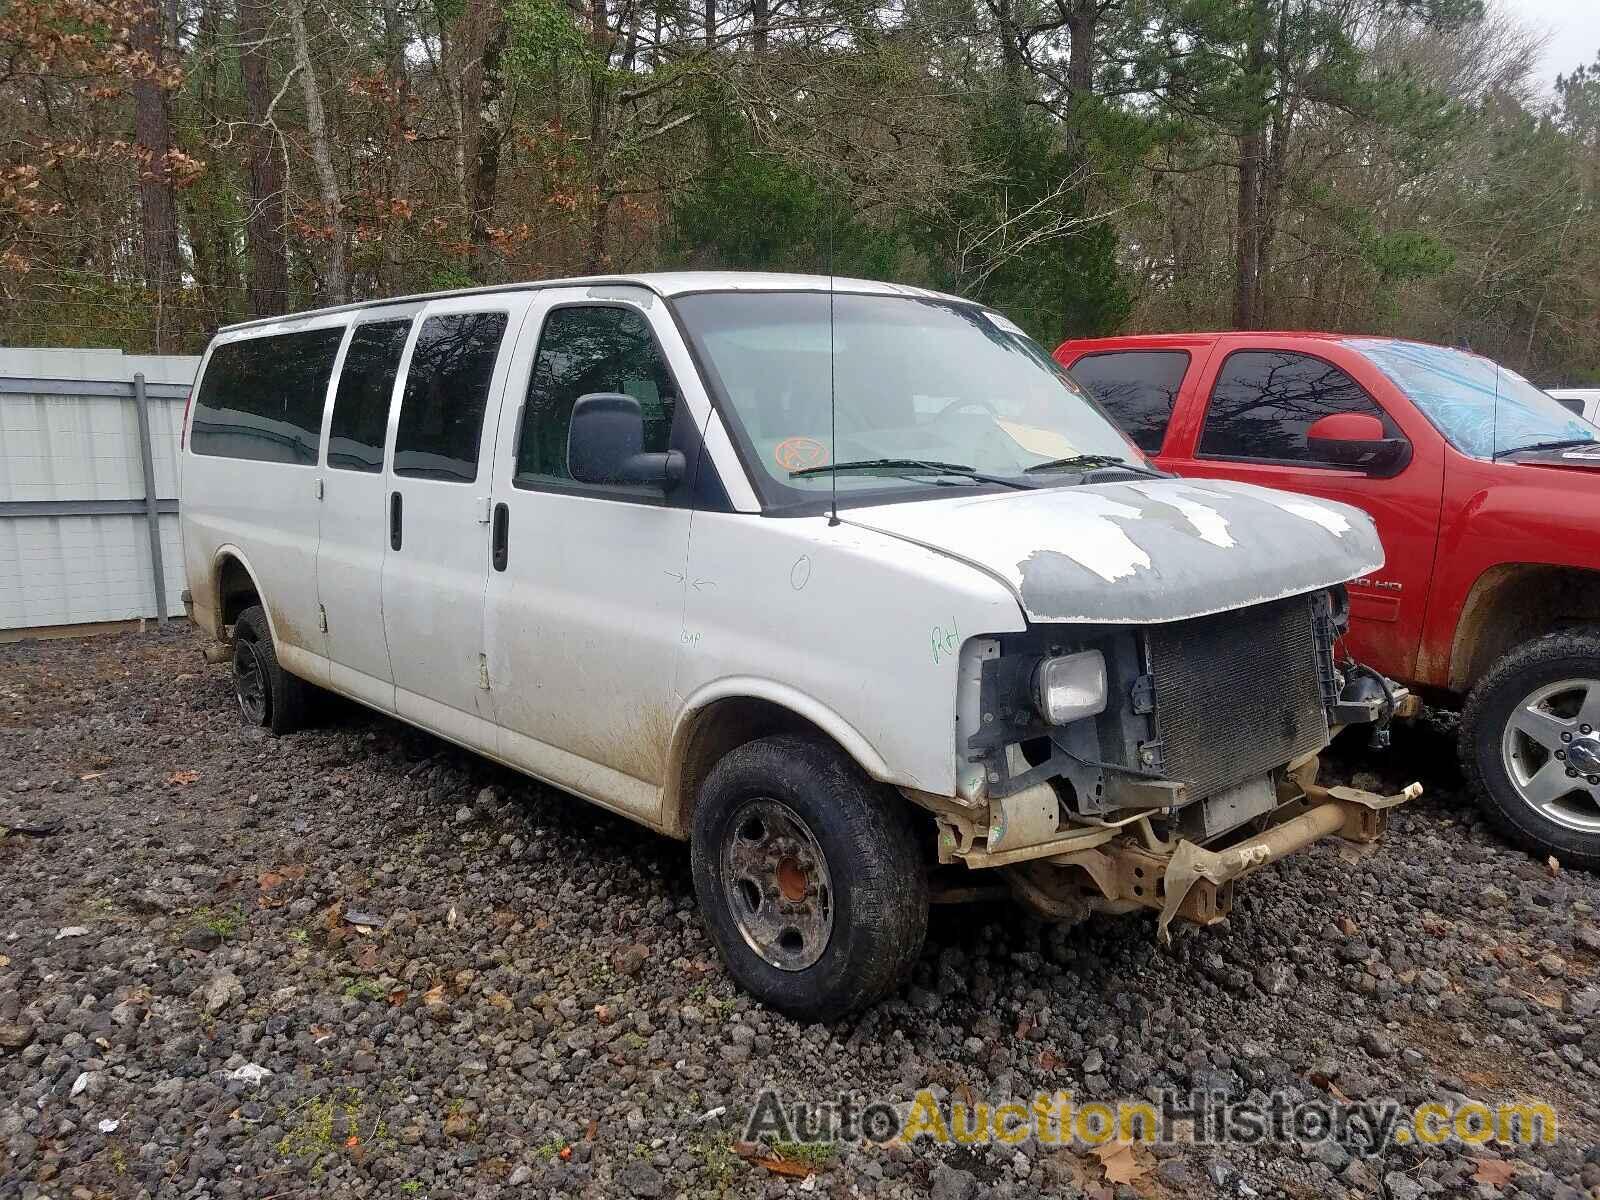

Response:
(0, 348), (200, 632)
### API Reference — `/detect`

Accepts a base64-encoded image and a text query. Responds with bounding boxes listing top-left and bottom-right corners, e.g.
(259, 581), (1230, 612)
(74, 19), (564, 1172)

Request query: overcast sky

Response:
(1514, 0), (1600, 90)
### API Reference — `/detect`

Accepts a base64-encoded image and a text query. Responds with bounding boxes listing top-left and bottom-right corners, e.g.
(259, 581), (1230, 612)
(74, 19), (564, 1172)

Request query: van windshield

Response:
(1347, 339), (1598, 459)
(673, 291), (1143, 504)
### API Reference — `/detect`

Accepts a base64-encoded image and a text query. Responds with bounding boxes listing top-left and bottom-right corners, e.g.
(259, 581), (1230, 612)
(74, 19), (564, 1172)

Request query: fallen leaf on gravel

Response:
(309, 1024), (334, 1043)
(258, 864), (306, 891)
(228, 1063), (273, 1084)
(0, 955), (10, 968)
(734, 1143), (814, 1178)
(167, 770), (200, 786)
(585, 1119), (599, 1141)
(443, 1110), (473, 1139)
(257, 895), (284, 910)
(1474, 1158), (1516, 1186)
(1092, 1139), (1149, 1187)
(422, 983), (448, 1007)
(487, 992), (513, 1012)
(55, 926), (90, 940)
(558, 1145), (572, 1161)
(1546, 856), (1561, 876)
(1039, 1049), (1059, 1070)
(388, 988), (408, 1006)
(1308, 1071), (1352, 1103)
(351, 943), (382, 972)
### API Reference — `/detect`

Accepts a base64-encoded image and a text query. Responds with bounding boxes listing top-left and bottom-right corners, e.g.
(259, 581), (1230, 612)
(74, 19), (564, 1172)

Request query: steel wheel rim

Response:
(233, 639), (268, 724)
(1500, 676), (1600, 835)
(719, 797), (834, 971)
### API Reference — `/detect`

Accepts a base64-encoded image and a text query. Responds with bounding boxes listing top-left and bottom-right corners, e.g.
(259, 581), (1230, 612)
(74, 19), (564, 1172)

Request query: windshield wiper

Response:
(790, 457), (1034, 490)
(1494, 437), (1600, 459)
(1023, 454), (1163, 477)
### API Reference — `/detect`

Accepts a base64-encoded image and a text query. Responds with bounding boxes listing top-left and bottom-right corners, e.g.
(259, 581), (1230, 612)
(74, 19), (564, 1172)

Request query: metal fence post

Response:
(131, 372), (170, 625)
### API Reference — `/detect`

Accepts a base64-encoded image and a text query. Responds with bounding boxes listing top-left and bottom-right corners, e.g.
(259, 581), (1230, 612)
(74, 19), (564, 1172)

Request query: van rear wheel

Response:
(232, 605), (310, 736)
(690, 734), (929, 1022)
(1461, 632), (1600, 872)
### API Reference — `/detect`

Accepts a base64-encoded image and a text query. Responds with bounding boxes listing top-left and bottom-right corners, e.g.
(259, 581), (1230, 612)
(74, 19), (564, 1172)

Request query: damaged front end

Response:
(910, 587), (1419, 940)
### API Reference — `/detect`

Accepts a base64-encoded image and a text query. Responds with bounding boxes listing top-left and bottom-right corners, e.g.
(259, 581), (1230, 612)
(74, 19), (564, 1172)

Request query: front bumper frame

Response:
(919, 755), (1421, 939)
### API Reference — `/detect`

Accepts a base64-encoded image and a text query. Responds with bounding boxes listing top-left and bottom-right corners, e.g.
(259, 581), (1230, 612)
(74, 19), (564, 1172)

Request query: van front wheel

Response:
(690, 735), (928, 1022)
(232, 605), (310, 736)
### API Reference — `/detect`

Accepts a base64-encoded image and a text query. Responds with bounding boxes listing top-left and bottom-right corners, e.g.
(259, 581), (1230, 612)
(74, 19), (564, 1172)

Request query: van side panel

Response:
(675, 513), (1025, 800)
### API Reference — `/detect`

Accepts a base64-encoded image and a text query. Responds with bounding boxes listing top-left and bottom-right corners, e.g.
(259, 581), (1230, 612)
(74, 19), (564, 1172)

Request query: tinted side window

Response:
(1555, 397), (1585, 416)
(191, 327), (344, 464)
(1070, 350), (1189, 454)
(329, 319), (412, 472)
(1199, 350), (1395, 463)
(393, 312), (509, 482)
(516, 306), (678, 488)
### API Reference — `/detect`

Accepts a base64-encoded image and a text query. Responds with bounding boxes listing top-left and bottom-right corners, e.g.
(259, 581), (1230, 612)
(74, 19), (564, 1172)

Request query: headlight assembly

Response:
(1032, 650), (1107, 725)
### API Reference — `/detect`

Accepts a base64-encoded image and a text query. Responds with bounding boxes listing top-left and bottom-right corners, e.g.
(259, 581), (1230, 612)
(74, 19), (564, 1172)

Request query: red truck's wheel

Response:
(1461, 632), (1600, 872)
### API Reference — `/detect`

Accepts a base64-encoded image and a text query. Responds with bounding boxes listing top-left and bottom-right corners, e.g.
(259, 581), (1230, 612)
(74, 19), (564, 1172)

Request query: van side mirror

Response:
(1305, 412), (1411, 477)
(567, 393), (685, 489)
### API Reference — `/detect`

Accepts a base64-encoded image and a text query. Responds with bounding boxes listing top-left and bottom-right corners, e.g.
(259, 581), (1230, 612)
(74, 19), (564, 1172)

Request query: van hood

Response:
(842, 478), (1383, 624)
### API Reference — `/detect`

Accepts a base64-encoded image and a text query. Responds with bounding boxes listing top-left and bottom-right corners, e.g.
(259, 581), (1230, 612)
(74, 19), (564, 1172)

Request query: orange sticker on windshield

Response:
(774, 437), (828, 472)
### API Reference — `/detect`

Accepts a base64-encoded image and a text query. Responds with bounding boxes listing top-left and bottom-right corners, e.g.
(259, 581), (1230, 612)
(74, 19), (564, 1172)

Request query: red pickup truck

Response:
(1054, 331), (1600, 869)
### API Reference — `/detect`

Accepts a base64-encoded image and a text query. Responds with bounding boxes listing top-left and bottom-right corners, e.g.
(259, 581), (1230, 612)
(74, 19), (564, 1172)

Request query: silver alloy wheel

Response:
(233, 639), (268, 724)
(1500, 676), (1600, 835)
(719, 797), (834, 971)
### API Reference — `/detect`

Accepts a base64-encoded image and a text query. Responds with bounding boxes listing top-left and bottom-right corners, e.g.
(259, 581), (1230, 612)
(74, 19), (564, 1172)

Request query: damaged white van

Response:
(181, 273), (1415, 1020)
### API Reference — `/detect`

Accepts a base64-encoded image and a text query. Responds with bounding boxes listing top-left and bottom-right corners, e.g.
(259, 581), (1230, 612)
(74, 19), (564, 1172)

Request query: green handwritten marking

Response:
(930, 618), (960, 664)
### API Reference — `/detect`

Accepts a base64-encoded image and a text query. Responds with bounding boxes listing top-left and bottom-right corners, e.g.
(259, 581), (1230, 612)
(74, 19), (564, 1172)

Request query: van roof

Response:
(218, 271), (970, 334)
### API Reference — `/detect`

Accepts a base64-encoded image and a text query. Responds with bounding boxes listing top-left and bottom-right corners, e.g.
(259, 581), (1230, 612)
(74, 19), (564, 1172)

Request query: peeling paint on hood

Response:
(842, 478), (1383, 624)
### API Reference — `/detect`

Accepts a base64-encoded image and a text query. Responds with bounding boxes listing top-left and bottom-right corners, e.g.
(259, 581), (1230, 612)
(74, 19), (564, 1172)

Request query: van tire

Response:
(232, 605), (310, 736)
(690, 734), (928, 1022)
(1461, 631), (1600, 872)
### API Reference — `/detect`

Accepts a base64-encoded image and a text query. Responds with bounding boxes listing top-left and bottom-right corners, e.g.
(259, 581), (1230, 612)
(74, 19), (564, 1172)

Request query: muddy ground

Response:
(1, 625), (1598, 1200)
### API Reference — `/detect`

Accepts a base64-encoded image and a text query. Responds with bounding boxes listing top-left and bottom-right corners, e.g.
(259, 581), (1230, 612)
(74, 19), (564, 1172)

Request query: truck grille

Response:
(1145, 596), (1330, 803)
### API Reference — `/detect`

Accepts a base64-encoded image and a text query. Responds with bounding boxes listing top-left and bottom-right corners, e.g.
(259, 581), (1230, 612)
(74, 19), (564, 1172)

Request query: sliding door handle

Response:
(390, 491), (403, 551)
(491, 503), (509, 571)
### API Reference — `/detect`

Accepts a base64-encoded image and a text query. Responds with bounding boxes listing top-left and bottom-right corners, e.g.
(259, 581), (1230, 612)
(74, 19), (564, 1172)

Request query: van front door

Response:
(381, 298), (524, 749)
(317, 312), (415, 710)
(482, 290), (705, 823)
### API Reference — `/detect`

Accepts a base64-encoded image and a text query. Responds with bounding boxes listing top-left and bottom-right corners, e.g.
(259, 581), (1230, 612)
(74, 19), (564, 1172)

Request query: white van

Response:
(180, 272), (1411, 1019)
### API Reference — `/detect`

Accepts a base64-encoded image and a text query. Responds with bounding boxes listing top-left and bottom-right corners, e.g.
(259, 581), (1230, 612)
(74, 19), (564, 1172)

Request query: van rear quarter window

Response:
(329, 319), (412, 472)
(190, 327), (345, 464)
(394, 312), (509, 482)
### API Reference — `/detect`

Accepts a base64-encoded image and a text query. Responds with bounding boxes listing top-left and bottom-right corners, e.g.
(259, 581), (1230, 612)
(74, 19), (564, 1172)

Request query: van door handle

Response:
(390, 491), (403, 551)
(491, 503), (509, 572)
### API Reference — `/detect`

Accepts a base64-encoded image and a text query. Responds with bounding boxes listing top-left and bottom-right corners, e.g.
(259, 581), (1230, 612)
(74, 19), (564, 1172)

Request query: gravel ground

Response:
(2, 625), (1599, 1200)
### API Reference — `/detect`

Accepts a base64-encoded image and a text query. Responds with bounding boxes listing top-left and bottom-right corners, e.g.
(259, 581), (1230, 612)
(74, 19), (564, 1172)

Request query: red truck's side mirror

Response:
(1305, 413), (1411, 476)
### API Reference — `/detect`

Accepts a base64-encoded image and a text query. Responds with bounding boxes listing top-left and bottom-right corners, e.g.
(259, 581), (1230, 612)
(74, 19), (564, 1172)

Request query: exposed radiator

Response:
(1144, 596), (1331, 804)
